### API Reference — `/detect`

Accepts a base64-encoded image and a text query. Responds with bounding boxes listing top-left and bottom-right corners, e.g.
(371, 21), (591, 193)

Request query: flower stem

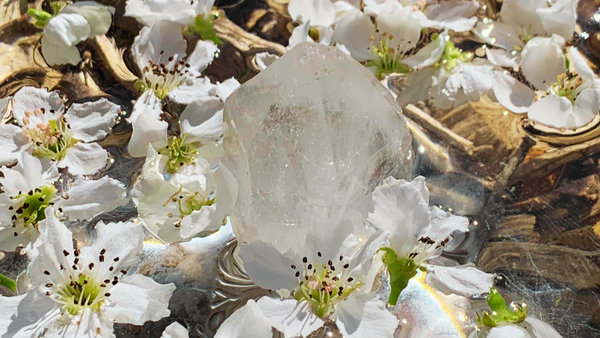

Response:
(379, 247), (420, 305)
(0, 272), (16, 292)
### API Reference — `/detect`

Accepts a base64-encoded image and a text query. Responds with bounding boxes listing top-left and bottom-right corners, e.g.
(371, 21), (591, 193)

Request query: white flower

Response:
(132, 20), (218, 104)
(214, 300), (272, 338)
(470, 318), (563, 338)
(161, 322), (189, 338)
(0, 209), (176, 337)
(39, 1), (114, 66)
(0, 152), (128, 252)
(493, 47), (600, 129)
(232, 218), (398, 337)
(131, 145), (237, 243)
(473, 0), (577, 69)
(288, 0), (336, 27)
(126, 0), (214, 26)
(398, 31), (495, 108)
(288, 21), (334, 51)
(0, 86), (120, 175)
(367, 176), (495, 305)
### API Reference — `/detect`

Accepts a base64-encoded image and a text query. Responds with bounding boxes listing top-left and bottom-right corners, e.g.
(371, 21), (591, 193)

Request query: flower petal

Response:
(425, 264), (495, 297)
(132, 21), (187, 73)
(422, 0), (479, 32)
(255, 297), (324, 338)
(238, 240), (299, 291)
(61, 2), (115, 37)
(521, 36), (566, 90)
(288, 21), (313, 51)
(58, 142), (108, 175)
(569, 88), (600, 129)
(125, 0), (198, 26)
(333, 9), (376, 62)
(397, 67), (436, 107)
(0, 124), (29, 165)
(486, 48), (519, 68)
(377, 4), (421, 52)
(41, 34), (83, 66)
(180, 96), (224, 144)
(186, 40), (218, 77)
(500, 0), (546, 37)
(488, 325), (531, 338)
(127, 90), (162, 123)
(65, 99), (120, 143)
(523, 317), (562, 338)
(0, 152), (51, 197)
(492, 72), (535, 113)
(44, 13), (90, 46)
(179, 204), (219, 239)
(536, 0), (577, 41)
(255, 52), (279, 71)
(161, 322), (189, 338)
(288, 0), (336, 27)
(403, 31), (447, 69)
(12, 87), (64, 125)
(336, 293), (398, 338)
(214, 300), (272, 338)
(104, 274), (175, 325)
(0, 291), (59, 338)
(54, 175), (128, 221)
(216, 78), (240, 101)
(167, 77), (217, 105)
(128, 108), (169, 158)
(473, 21), (522, 51)
(527, 95), (572, 129)
(570, 47), (595, 82)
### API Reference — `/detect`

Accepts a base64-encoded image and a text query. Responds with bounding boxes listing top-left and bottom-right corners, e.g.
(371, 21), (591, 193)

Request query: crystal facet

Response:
(222, 43), (413, 247)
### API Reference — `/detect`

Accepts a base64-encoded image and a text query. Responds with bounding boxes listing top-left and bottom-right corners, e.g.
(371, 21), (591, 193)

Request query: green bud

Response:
(28, 8), (53, 27)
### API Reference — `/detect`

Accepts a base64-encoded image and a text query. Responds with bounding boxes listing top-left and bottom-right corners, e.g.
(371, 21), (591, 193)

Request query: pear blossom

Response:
(131, 144), (237, 243)
(229, 217), (397, 337)
(0, 86), (121, 175)
(0, 209), (176, 338)
(473, 0), (577, 69)
(214, 300), (272, 338)
(367, 176), (495, 305)
(125, 0), (221, 44)
(29, 1), (114, 66)
(132, 20), (218, 105)
(0, 152), (128, 252)
(398, 31), (496, 109)
(493, 47), (600, 129)
(161, 322), (190, 338)
(469, 289), (562, 338)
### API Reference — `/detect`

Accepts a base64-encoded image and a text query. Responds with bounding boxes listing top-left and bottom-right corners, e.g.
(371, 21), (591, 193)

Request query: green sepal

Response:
(193, 12), (223, 45)
(50, 1), (67, 15)
(28, 8), (53, 27)
(477, 288), (528, 328)
(0, 272), (16, 292)
(379, 247), (420, 306)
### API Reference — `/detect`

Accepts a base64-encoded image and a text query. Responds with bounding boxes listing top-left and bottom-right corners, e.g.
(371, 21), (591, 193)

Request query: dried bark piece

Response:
(490, 214), (540, 243)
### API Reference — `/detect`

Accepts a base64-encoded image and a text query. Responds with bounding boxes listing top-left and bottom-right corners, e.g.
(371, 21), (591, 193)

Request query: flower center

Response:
(367, 34), (410, 80)
(22, 113), (79, 161)
(551, 73), (583, 104)
(290, 254), (361, 318)
(163, 185), (215, 227)
(135, 52), (192, 100)
(435, 37), (474, 71)
(158, 134), (201, 174)
(9, 184), (57, 229)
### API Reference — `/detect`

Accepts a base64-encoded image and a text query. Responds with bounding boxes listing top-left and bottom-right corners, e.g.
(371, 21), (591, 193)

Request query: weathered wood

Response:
(490, 214), (540, 243)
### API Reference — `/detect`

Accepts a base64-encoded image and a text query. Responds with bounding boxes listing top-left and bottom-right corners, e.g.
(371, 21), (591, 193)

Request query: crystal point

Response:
(223, 43), (413, 246)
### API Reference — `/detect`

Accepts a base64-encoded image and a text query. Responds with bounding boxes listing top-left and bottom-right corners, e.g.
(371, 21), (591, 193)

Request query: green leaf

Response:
(193, 15), (223, 45)
(379, 247), (419, 305)
(0, 272), (16, 292)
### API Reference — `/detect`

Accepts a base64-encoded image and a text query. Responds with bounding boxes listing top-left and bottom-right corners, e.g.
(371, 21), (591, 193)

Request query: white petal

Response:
(444, 61), (495, 102)
(336, 294), (398, 338)
(161, 322), (189, 338)
(288, 0), (336, 27)
(124, 0), (197, 26)
(524, 317), (563, 338)
(58, 142), (108, 175)
(333, 9), (377, 62)
(527, 95), (572, 129)
(216, 78), (240, 101)
(12, 87), (64, 125)
(403, 31), (447, 69)
(367, 177), (430, 257)
(66, 99), (120, 143)
(186, 40), (218, 77)
(255, 297), (324, 338)
(425, 264), (495, 297)
(128, 90), (163, 124)
(473, 21), (522, 51)
(570, 47), (595, 82)
(0, 152), (49, 196)
(44, 13), (90, 46)
(41, 34), (83, 66)
(128, 109), (169, 158)
(493, 72), (535, 113)
(62, 2), (115, 37)
(132, 21), (187, 73)
(0, 291), (59, 338)
(43, 308), (113, 338)
(214, 300), (272, 338)
(167, 77), (217, 105)
(255, 52), (279, 71)
(426, 206), (469, 247)
(180, 96), (224, 143)
(0, 221), (38, 252)
(0, 124), (29, 165)
(377, 4), (421, 51)
(179, 204), (218, 239)
(569, 88), (600, 129)
(80, 220), (144, 271)
(422, 0), (479, 32)
(521, 36), (566, 90)
(397, 67), (436, 107)
(488, 325), (531, 338)
(500, 0), (546, 37)
(536, 0), (577, 41)
(55, 175), (128, 221)
(486, 48), (519, 68)
(363, 0), (398, 17)
(238, 240), (299, 291)
(288, 21), (313, 51)
(104, 274), (176, 325)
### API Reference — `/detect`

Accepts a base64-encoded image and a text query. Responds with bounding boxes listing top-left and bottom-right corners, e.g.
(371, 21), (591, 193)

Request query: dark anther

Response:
(291, 265), (296, 269)
(63, 250), (70, 256)
(302, 257), (308, 263)
(343, 264), (349, 269)
(100, 249), (106, 255)
(317, 252), (322, 257)
(105, 293), (111, 297)
(347, 277), (354, 282)
(114, 257), (120, 262)
(295, 271), (300, 277)
(45, 283), (53, 287)
(307, 264), (313, 270)
(44, 270), (50, 275)
(328, 260), (333, 266)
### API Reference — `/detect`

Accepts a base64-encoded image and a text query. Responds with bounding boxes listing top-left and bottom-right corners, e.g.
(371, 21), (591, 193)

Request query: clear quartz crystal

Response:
(222, 42), (413, 246)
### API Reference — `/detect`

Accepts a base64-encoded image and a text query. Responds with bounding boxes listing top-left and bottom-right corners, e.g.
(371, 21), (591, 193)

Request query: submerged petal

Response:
(58, 142), (108, 175)
(521, 36), (566, 90)
(255, 297), (324, 338)
(336, 293), (398, 338)
(65, 99), (120, 143)
(425, 264), (495, 297)
(527, 95), (572, 129)
(492, 72), (535, 113)
(214, 300), (272, 338)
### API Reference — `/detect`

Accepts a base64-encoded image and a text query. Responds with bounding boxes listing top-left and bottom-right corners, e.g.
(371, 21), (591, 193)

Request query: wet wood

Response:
(490, 214), (540, 243)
